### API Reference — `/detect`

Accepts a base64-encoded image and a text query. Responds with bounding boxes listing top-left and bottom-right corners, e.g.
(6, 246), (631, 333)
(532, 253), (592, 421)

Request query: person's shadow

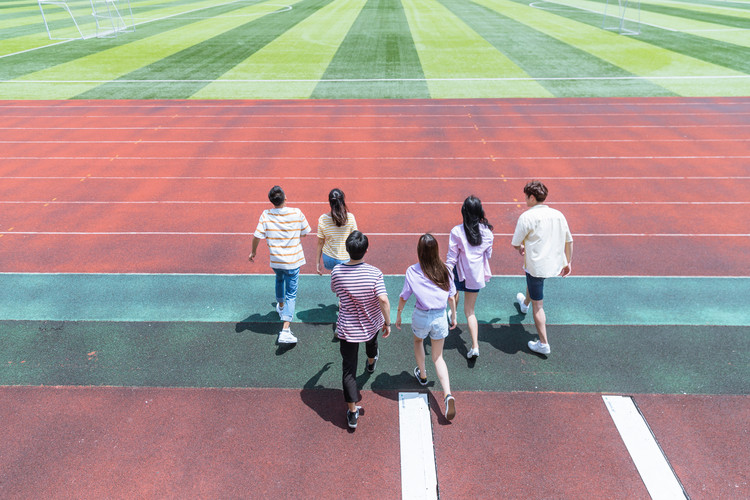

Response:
(370, 371), (454, 425)
(234, 306), (296, 355)
(299, 362), (349, 429)
(296, 303), (338, 324)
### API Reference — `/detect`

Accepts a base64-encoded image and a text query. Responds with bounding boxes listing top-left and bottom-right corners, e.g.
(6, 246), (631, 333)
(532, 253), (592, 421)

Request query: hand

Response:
(316, 264), (323, 276)
(517, 245), (525, 256)
(248, 252), (256, 262)
(382, 324), (391, 338)
(560, 263), (572, 277)
(395, 313), (402, 330)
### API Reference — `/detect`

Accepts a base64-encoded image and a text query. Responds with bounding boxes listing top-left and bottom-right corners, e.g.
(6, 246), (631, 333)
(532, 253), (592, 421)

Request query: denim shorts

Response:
(411, 308), (450, 340)
(323, 253), (349, 270)
(453, 266), (480, 293)
(526, 272), (545, 301)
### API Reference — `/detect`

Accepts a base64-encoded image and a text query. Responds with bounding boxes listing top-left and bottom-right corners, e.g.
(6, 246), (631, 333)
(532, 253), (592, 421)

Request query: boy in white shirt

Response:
(511, 181), (573, 355)
(249, 186), (311, 344)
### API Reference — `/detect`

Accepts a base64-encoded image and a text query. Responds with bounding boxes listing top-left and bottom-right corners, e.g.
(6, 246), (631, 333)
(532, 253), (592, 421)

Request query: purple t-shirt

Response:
(400, 263), (457, 311)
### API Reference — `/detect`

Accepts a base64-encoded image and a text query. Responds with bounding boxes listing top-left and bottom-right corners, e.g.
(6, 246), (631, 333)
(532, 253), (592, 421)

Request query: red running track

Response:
(1, 98), (749, 275)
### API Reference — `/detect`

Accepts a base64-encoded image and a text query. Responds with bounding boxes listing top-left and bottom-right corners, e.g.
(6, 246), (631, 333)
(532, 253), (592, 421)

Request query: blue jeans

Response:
(323, 253), (348, 270)
(274, 267), (300, 322)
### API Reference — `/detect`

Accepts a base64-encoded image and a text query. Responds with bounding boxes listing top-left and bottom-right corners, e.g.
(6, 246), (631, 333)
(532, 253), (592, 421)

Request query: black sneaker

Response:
(414, 366), (428, 386)
(347, 407), (360, 429)
(366, 349), (379, 373)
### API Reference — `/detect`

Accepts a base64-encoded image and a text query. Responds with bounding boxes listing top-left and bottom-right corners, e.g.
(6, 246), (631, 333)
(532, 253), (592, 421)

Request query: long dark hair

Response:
(461, 195), (493, 246)
(329, 188), (348, 227)
(417, 234), (451, 292)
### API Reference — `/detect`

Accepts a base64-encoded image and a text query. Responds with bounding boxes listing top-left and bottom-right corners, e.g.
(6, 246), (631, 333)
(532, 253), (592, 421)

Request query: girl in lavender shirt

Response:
(396, 234), (458, 421)
(446, 196), (494, 360)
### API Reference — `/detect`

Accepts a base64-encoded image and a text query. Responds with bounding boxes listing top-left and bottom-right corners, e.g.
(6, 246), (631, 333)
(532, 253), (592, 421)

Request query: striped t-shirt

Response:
(254, 207), (311, 270)
(331, 263), (387, 342)
(317, 212), (358, 261)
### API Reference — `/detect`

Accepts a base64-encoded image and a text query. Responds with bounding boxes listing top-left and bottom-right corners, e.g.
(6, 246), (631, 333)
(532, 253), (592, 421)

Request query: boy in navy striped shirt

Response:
(331, 231), (391, 429)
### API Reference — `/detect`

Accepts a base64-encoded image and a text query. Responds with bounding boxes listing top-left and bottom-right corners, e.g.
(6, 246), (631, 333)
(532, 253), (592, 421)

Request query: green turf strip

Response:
(401, 0), (552, 98)
(311, 0), (429, 99)
(1, 321), (746, 394)
(0, 0), (277, 82)
(2, 274), (749, 326)
(477, 0), (748, 96)
(434, 0), (674, 97)
(76, 0), (331, 99)
(192, 0), (367, 99)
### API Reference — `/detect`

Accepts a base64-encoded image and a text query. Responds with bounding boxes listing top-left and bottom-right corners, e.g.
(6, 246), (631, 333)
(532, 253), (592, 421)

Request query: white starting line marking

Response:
(603, 395), (688, 500)
(399, 392), (438, 500)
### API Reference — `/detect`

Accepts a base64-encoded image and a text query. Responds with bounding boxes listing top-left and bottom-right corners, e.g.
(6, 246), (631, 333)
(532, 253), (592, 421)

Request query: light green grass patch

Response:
(5, 0), (301, 99)
(402, 0), (552, 97)
(474, 0), (748, 95)
(193, 0), (366, 98)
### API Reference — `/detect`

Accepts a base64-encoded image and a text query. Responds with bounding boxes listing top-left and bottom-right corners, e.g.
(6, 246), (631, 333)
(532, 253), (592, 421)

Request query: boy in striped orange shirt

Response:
(249, 186), (311, 344)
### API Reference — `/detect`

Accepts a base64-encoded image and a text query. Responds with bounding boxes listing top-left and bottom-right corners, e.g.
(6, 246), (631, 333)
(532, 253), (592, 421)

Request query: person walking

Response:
(249, 185), (311, 344)
(446, 195), (494, 359)
(511, 180), (573, 355)
(331, 231), (391, 429)
(396, 234), (458, 421)
(316, 188), (358, 275)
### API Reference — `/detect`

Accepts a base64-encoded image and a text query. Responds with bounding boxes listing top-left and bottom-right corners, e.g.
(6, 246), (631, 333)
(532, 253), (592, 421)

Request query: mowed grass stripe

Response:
(192, 0), (367, 99)
(311, 0), (429, 98)
(0, 0), (276, 81)
(402, 0), (552, 98)
(555, 0), (750, 47)
(0, 0), (237, 56)
(512, 0), (750, 94)
(436, 0), (673, 97)
(476, 0), (748, 96)
(76, 0), (331, 99)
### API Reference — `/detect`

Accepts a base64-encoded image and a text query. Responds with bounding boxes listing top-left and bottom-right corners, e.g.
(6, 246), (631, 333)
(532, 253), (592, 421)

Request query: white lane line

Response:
(1, 232), (748, 237)
(603, 395), (688, 500)
(3, 155), (750, 161)
(399, 392), (438, 500)
(1, 138), (749, 144)
(3, 176), (750, 181)
(0, 201), (748, 205)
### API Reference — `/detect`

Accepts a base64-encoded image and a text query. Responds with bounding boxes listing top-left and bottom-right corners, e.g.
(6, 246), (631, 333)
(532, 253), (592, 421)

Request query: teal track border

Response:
(2, 273), (748, 326)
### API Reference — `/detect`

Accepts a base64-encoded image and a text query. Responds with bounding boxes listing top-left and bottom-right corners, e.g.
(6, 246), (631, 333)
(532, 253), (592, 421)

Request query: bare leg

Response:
(414, 335), (426, 376)
(524, 287), (531, 307)
(430, 338), (451, 395)
(464, 292), (479, 351)
(531, 299), (548, 344)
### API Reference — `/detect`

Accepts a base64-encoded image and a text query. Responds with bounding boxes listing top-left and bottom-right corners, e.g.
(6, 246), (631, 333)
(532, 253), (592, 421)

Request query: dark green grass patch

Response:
(311, 0), (429, 99)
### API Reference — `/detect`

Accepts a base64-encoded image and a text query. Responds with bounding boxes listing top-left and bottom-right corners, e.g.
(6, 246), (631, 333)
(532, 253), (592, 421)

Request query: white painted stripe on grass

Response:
(399, 392), (438, 500)
(603, 395), (687, 500)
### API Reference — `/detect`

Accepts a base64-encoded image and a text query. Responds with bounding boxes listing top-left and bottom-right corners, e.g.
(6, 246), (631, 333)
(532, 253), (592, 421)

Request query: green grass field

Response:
(1, 0), (749, 99)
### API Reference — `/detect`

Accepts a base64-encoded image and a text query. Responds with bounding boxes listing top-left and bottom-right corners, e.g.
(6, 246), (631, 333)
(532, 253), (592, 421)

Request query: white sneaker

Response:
(276, 303), (283, 318)
(278, 329), (298, 344)
(467, 347), (479, 359)
(516, 293), (530, 314)
(528, 340), (550, 355)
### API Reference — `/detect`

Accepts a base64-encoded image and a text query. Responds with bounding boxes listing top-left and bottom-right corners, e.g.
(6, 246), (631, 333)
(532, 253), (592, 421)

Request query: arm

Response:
(395, 297), (407, 330)
(378, 294), (391, 338)
(316, 237), (325, 275)
(445, 229), (458, 270)
(248, 236), (261, 262)
(560, 241), (573, 277)
(448, 294), (458, 329)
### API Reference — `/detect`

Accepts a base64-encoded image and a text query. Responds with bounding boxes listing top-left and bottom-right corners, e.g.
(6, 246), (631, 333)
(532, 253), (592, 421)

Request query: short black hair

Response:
(345, 231), (368, 260)
(268, 186), (285, 207)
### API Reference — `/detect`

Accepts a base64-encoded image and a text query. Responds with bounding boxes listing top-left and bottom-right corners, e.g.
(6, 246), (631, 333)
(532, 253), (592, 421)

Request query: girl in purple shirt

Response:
(396, 234), (458, 421)
(446, 196), (494, 360)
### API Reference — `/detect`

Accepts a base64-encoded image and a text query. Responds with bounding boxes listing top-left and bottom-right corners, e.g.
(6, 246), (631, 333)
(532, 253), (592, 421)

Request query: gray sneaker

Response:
(528, 340), (550, 355)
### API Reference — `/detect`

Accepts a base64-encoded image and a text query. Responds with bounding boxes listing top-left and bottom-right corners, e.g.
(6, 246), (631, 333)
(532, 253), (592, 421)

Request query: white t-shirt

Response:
(511, 204), (572, 278)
